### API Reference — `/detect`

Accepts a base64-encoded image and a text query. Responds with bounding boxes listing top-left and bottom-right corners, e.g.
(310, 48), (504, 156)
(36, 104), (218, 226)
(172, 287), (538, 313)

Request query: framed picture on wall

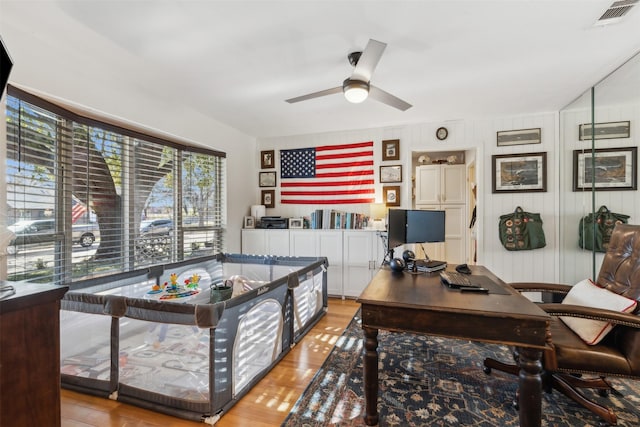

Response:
(578, 121), (630, 141)
(383, 185), (401, 206)
(380, 165), (402, 183)
(382, 139), (400, 161)
(573, 147), (637, 191)
(496, 128), (541, 146)
(261, 189), (275, 208)
(259, 171), (276, 187)
(492, 152), (547, 193)
(260, 150), (275, 168)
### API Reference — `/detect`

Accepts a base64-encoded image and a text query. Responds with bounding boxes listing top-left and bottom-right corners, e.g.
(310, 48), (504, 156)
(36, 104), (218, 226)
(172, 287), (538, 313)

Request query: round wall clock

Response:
(436, 127), (448, 141)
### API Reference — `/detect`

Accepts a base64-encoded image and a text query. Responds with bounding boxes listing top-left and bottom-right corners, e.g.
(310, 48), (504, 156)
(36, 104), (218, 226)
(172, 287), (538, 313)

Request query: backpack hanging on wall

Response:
(498, 206), (546, 251)
(579, 205), (630, 252)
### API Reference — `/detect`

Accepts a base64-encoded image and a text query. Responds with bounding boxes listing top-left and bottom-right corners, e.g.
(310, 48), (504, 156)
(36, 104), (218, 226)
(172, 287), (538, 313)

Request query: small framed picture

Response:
(244, 216), (255, 229)
(261, 189), (275, 208)
(261, 150), (275, 168)
(259, 171), (277, 187)
(380, 165), (402, 183)
(496, 128), (541, 146)
(382, 139), (400, 161)
(492, 152), (547, 193)
(573, 147), (637, 191)
(383, 185), (401, 206)
(579, 121), (630, 141)
(288, 218), (303, 229)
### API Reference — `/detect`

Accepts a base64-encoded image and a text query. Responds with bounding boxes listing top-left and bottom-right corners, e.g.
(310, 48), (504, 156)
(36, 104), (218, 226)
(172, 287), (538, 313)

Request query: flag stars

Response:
(282, 148), (316, 178)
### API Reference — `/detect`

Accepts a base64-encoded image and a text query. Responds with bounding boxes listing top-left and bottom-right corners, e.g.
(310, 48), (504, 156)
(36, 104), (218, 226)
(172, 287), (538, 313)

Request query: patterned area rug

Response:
(283, 310), (640, 426)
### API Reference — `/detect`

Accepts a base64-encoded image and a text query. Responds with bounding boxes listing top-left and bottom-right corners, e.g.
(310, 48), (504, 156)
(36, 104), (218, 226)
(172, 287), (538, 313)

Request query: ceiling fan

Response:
(285, 39), (412, 111)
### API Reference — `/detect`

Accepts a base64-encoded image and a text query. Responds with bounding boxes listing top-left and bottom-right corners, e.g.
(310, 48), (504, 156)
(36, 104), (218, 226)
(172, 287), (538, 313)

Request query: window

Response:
(5, 86), (226, 284)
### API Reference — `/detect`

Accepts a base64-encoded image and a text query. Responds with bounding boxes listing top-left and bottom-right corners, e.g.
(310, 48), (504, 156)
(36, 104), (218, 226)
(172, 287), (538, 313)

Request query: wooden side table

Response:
(0, 281), (68, 427)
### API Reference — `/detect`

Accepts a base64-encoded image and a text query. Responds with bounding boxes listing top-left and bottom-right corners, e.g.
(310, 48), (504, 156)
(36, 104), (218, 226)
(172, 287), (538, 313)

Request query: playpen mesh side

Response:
(59, 254), (328, 421)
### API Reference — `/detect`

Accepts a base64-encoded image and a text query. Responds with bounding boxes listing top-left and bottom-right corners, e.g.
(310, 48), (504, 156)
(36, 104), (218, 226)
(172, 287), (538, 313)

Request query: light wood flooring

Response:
(61, 297), (360, 426)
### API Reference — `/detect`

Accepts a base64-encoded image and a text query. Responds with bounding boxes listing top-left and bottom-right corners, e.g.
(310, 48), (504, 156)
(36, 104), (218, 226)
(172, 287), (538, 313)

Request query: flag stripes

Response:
(71, 197), (87, 223)
(280, 141), (375, 204)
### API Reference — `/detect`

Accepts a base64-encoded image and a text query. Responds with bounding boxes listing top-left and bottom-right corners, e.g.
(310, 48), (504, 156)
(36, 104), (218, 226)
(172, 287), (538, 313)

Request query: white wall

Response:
(0, 19), (258, 255)
(259, 112), (561, 284)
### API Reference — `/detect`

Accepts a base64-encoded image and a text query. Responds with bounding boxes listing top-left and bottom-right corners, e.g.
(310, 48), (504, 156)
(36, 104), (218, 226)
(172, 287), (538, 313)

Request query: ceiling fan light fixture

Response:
(343, 79), (369, 103)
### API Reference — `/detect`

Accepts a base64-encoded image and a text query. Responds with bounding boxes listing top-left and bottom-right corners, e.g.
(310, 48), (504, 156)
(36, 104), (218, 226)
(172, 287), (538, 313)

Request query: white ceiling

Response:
(2, 0), (640, 139)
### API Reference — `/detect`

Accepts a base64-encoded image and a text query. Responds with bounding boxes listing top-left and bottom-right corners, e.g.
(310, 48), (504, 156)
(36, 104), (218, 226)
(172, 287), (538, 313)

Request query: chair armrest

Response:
(509, 282), (571, 295)
(540, 303), (640, 329)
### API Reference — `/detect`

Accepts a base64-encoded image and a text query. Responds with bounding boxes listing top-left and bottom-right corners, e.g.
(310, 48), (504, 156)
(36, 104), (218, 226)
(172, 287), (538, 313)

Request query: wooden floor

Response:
(61, 297), (360, 427)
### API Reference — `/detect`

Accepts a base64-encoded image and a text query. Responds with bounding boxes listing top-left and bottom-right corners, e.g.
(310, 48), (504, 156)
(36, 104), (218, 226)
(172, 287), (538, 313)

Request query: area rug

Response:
(283, 310), (640, 426)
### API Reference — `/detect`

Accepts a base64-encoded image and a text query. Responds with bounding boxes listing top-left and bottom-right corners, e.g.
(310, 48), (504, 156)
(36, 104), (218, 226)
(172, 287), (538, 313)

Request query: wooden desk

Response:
(357, 266), (550, 427)
(0, 281), (68, 427)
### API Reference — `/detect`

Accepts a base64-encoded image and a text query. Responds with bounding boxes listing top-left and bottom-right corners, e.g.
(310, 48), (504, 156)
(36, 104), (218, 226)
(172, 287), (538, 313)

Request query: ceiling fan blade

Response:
(351, 39), (386, 82)
(369, 85), (412, 111)
(286, 86), (342, 103)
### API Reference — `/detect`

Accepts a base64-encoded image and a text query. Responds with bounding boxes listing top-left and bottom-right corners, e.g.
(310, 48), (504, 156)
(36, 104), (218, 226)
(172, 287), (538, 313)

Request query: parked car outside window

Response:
(140, 219), (173, 235)
(6, 219), (100, 254)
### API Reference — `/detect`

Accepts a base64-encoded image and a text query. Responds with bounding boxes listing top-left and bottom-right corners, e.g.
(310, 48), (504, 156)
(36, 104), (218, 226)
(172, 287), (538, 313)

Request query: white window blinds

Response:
(5, 86), (226, 285)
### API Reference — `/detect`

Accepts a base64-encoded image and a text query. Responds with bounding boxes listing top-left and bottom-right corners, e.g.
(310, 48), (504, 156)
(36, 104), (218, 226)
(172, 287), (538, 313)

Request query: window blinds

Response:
(5, 86), (226, 285)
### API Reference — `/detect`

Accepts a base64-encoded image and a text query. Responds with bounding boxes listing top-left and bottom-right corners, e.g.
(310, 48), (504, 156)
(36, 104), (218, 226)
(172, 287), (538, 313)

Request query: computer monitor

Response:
(1, 36), (13, 101)
(387, 208), (446, 250)
(406, 209), (446, 244)
(387, 208), (407, 250)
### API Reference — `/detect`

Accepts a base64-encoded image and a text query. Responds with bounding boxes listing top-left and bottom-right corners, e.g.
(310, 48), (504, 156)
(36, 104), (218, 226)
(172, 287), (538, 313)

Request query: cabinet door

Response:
(318, 231), (344, 296)
(441, 165), (466, 204)
(241, 229), (266, 254)
(343, 231), (376, 298)
(290, 230), (318, 257)
(289, 230), (343, 296)
(265, 230), (290, 256)
(415, 165), (441, 205)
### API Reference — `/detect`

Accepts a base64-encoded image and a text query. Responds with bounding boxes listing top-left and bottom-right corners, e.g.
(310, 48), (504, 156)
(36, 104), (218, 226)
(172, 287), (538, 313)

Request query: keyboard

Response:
(440, 271), (480, 289)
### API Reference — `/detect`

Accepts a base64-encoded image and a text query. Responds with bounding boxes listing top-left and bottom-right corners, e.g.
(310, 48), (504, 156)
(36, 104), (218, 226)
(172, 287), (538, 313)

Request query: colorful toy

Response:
(169, 273), (179, 290)
(147, 272), (201, 299)
(185, 273), (200, 289)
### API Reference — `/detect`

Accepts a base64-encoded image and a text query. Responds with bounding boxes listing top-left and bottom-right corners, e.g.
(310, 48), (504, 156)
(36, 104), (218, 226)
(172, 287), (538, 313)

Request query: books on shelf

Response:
(309, 209), (369, 230)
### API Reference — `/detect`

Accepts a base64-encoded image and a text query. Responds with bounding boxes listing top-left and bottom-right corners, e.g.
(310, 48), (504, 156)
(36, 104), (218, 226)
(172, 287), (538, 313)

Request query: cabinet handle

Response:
(369, 260), (376, 270)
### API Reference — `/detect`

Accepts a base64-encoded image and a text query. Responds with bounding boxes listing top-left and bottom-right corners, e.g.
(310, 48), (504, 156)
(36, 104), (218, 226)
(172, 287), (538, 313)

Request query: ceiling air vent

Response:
(596, 0), (638, 25)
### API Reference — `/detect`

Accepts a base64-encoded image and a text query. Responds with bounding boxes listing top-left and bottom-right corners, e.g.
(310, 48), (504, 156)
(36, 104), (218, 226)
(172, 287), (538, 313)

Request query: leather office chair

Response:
(484, 223), (640, 425)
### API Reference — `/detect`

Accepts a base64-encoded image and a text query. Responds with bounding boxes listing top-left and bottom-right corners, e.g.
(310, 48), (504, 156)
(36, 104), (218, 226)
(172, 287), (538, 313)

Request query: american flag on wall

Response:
(71, 197), (88, 223)
(280, 141), (375, 204)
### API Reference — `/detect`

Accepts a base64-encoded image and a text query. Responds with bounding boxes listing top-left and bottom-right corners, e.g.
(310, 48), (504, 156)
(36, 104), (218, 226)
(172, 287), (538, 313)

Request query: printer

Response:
(257, 216), (289, 229)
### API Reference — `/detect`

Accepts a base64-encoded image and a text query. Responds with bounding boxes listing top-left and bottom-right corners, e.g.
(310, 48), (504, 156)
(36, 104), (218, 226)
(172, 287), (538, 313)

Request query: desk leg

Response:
(363, 326), (379, 426)
(517, 347), (543, 427)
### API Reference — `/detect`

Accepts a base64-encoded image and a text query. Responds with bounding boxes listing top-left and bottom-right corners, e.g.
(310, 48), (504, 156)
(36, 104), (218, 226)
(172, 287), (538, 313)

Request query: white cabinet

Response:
(415, 164), (467, 265)
(242, 229), (382, 298)
(415, 164), (466, 205)
(241, 229), (290, 256)
(290, 229), (344, 296)
(343, 230), (384, 298)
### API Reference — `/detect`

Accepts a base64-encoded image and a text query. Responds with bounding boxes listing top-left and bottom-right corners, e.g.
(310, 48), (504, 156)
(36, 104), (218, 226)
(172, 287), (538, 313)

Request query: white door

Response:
(442, 204), (466, 264)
